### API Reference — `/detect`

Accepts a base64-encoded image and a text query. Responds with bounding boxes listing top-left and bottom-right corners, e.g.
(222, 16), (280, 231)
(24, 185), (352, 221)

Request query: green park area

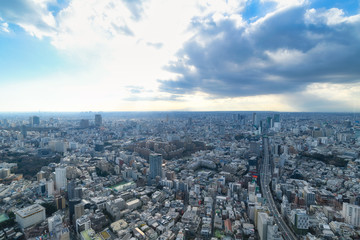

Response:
(0, 214), (9, 223)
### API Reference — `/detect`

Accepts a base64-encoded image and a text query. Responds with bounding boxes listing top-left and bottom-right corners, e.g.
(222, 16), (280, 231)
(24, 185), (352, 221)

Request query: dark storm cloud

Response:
(159, 5), (360, 97)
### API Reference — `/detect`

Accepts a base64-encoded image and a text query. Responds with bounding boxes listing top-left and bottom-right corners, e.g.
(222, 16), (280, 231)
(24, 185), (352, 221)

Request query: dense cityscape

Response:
(0, 112), (359, 240)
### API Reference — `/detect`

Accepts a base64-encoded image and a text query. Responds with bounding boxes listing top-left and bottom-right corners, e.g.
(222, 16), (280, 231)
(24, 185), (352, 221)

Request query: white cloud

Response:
(1, 0), (360, 111)
(0, 17), (9, 33)
(265, 48), (305, 65)
(260, 0), (307, 9)
(305, 8), (360, 26)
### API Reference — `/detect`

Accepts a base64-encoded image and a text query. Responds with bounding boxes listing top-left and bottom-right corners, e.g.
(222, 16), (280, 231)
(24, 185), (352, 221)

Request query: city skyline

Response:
(1, 0), (360, 112)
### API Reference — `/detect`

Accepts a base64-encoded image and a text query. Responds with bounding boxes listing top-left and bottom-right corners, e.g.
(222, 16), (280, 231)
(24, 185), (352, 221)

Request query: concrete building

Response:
(257, 212), (269, 240)
(55, 167), (67, 190)
(48, 214), (62, 232)
(47, 179), (54, 197)
(342, 203), (360, 227)
(74, 203), (85, 222)
(79, 119), (89, 128)
(149, 153), (162, 180)
(95, 114), (102, 127)
(76, 216), (91, 235)
(303, 187), (316, 206)
(15, 204), (46, 229)
(290, 209), (309, 235)
(126, 199), (142, 210)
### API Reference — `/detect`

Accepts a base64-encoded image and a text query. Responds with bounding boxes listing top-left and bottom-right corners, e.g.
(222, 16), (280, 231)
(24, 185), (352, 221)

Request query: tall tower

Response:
(95, 114), (102, 127)
(252, 113), (257, 126)
(149, 153), (163, 180)
(55, 167), (67, 190)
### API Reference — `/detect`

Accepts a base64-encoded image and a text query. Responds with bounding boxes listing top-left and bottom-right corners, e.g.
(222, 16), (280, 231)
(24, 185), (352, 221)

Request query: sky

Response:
(0, 0), (360, 112)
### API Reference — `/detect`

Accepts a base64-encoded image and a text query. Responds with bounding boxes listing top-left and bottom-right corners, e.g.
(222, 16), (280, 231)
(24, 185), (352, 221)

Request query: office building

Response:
(48, 214), (62, 232)
(69, 198), (82, 225)
(30, 116), (40, 126)
(303, 187), (316, 206)
(252, 112), (257, 126)
(95, 114), (102, 126)
(290, 209), (309, 234)
(76, 216), (91, 235)
(74, 203), (85, 222)
(47, 179), (54, 197)
(79, 119), (89, 128)
(56, 195), (66, 210)
(67, 180), (76, 200)
(273, 114), (280, 123)
(149, 153), (163, 180)
(15, 204), (46, 229)
(257, 212), (269, 240)
(55, 167), (67, 190)
(21, 125), (27, 138)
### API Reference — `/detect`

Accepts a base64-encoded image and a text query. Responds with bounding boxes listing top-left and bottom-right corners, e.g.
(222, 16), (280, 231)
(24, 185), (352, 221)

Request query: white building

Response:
(47, 179), (54, 197)
(257, 212), (269, 240)
(342, 203), (360, 227)
(76, 216), (91, 235)
(15, 204), (46, 229)
(48, 214), (63, 232)
(55, 167), (67, 190)
(126, 199), (142, 210)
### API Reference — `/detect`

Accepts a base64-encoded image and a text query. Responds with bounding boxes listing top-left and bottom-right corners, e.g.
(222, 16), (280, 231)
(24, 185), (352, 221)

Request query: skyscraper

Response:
(29, 116), (40, 126)
(252, 113), (257, 126)
(95, 114), (102, 127)
(149, 153), (163, 180)
(79, 119), (89, 128)
(55, 167), (67, 190)
(273, 114), (280, 123)
(21, 125), (27, 138)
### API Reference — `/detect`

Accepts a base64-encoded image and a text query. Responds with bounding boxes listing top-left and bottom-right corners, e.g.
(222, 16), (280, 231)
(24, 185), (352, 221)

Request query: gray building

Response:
(149, 153), (163, 180)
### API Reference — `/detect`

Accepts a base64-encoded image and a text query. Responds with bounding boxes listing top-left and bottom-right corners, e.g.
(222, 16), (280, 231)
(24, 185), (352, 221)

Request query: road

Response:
(260, 136), (297, 240)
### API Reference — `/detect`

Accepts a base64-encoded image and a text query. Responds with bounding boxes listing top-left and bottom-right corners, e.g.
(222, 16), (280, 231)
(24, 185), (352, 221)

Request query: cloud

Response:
(147, 42), (163, 49)
(284, 83), (360, 112)
(0, 0), (57, 38)
(159, 3), (360, 99)
(0, 17), (9, 33)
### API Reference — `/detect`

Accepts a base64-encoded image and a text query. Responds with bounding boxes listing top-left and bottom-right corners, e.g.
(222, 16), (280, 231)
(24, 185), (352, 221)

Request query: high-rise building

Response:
(32, 116), (40, 126)
(55, 195), (66, 210)
(21, 125), (27, 138)
(47, 179), (54, 197)
(74, 203), (85, 222)
(266, 116), (273, 128)
(55, 167), (67, 190)
(342, 203), (360, 227)
(273, 114), (280, 123)
(257, 212), (269, 240)
(95, 114), (102, 127)
(67, 180), (76, 200)
(69, 198), (82, 225)
(79, 119), (89, 128)
(149, 153), (163, 180)
(252, 113), (257, 126)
